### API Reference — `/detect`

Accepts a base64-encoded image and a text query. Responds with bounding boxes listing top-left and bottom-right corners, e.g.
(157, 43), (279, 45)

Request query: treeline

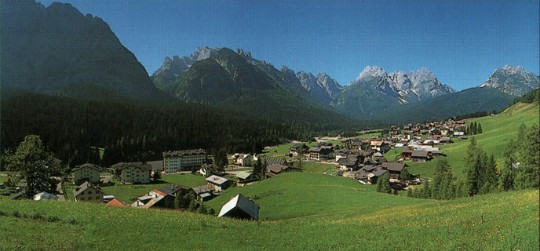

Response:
(465, 122), (482, 135)
(0, 91), (360, 168)
(408, 125), (538, 199)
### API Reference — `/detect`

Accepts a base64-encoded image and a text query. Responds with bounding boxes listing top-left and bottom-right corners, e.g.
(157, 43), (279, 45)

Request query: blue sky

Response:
(37, 0), (539, 90)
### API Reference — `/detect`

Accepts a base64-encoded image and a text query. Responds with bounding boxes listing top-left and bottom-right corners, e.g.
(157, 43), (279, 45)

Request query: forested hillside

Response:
(0, 90), (361, 167)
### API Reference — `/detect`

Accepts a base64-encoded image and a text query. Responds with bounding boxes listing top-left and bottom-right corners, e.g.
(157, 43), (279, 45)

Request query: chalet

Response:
(337, 154), (360, 171)
(73, 181), (104, 203)
(163, 149), (207, 173)
(381, 162), (405, 179)
(368, 167), (388, 184)
(218, 194), (260, 221)
(231, 153), (253, 166)
(206, 175), (230, 192)
(266, 164), (295, 178)
(440, 137), (451, 144)
(73, 163), (101, 185)
(111, 162), (152, 184)
(335, 149), (353, 162)
(308, 146), (334, 161)
(132, 185), (189, 209)
(192, 184), (215, 202)
(411, 150), (430, 163)
(199, 163), (222, 177)
(372, 152), (387, 164)
(235, 171), (253, 184)
(401, 147), (414, 160)
(350, 140), (363, 151)
(289, 144), (309, 157)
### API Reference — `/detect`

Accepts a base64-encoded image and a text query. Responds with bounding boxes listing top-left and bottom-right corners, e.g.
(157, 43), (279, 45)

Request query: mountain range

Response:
(3, 0), (539, 127)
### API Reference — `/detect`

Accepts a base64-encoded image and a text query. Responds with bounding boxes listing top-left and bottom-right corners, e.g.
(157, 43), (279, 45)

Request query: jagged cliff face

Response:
(296, 71), (342, 105)
(336, 66), (454, 105)
(1, 0), (163, 100)
(480, 65), (539, 96)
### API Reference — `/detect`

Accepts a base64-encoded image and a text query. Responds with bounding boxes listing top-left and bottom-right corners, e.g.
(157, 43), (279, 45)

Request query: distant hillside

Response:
(480, 65), (539, 96)
(1, 0), (165, 100)
(389, 87), (518, 123)
(152, 48), (361, 129)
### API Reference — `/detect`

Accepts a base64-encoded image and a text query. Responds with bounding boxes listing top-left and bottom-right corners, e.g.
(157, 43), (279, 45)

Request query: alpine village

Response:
(1, 0), (539, 250)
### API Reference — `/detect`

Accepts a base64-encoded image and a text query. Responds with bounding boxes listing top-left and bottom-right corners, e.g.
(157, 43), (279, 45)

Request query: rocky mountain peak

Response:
(357, 66), (388, 80)
(480, 65), (539, 96)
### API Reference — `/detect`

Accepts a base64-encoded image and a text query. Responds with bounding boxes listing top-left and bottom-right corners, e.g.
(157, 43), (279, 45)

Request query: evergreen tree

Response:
(376, 173), (392, 193)
(399, 167), (410, 181)
(431, 159), (456, 200)
(477, 123), (483, 134)
(514, 124), (540, 189)
(422, 180), (432, 198)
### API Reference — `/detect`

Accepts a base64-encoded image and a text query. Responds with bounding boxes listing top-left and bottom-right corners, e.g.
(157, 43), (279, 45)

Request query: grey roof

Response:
(73, 163), (102, 171)
(235, 171), (252, 180)
(338, 155), (359, 166)
(218, 194), (260, 221)
(73, 181), (103, 197)
(192, 184), (213, 194)
(147, 161), (163, 171)
(362, 165), (376, 172)
(401, 147), (414, 154)
(163, 149), (206, 158)
(159, 184), (190, 196)
(382, 162), (405, 172)
(412, 150), (429, 158)
(266, 164), (289, 174)
(372, 168), (388, 177)
(263, 157), (287, 166)
(110, 162), (152, 171)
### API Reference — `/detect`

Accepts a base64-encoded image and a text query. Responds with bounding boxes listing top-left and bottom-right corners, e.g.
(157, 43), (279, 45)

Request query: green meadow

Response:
(407, 102), (538, 179)
(0, 174), (537, 250)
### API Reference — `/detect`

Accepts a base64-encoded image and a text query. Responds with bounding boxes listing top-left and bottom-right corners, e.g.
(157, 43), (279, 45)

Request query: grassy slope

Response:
(101, 174), (206, 203)
(0, 177), (537, 250)
(407, 102), (539, 178)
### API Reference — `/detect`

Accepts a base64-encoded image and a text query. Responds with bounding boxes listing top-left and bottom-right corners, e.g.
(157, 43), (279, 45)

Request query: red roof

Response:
(106, 199), (126, 207)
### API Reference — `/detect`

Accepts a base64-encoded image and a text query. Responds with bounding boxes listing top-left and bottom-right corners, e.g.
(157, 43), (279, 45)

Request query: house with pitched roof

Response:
(218, 194), (259, 221)
(111, 162), (152, 184)
(73, 163), (101, 185)
(411, 150), (430, 163)
(73, 181), (104, 203)
(206, 175), (230, 192)
(132, 185), (190, 209)
(381, 162), (405, 179)
(192, 184), (215, 202)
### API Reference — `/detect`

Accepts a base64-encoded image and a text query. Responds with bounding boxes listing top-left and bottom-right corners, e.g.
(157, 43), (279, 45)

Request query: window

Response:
(96, 196), (100, 200)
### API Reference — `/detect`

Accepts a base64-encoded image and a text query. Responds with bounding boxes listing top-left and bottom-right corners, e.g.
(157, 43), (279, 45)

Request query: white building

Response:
(163, 149), (207, 173)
